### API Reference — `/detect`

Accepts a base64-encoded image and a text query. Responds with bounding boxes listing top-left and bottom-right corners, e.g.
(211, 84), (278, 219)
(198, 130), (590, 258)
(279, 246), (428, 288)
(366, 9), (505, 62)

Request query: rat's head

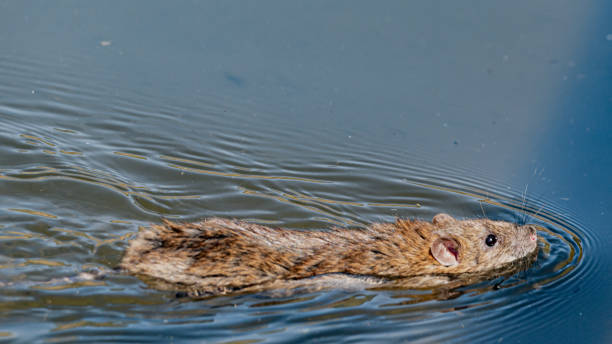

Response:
(429, 213), (538, 273)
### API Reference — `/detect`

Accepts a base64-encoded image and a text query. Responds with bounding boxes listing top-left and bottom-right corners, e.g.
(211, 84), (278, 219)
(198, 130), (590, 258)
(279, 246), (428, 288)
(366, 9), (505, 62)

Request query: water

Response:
(1, 1), (611, 343)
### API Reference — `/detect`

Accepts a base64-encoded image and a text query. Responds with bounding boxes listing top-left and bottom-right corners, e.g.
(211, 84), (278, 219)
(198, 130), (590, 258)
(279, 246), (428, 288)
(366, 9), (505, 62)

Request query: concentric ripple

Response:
(0, 47), (598, 344)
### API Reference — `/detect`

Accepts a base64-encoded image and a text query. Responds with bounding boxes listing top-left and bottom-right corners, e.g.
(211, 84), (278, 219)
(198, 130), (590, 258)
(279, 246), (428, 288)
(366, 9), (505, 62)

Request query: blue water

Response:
(0, 1), (611, 343)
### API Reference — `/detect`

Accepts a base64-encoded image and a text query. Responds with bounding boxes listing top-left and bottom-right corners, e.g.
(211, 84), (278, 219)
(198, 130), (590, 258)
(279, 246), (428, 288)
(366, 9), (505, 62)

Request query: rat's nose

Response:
(527, 225), (537, 241)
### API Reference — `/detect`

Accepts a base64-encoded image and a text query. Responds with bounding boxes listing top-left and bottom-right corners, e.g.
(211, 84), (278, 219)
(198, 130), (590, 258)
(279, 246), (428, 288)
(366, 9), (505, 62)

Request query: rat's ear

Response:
(432, 213), (456, 226)
(431, 238), (460, 266)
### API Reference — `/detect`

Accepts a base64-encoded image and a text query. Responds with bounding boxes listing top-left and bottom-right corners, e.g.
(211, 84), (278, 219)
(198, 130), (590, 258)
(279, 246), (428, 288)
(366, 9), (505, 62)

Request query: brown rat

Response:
(120, 213), (538, 296)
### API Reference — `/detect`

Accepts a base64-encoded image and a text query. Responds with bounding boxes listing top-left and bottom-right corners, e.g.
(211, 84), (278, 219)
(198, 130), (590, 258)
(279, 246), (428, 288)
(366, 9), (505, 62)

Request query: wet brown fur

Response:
(120, 214), (538, 296)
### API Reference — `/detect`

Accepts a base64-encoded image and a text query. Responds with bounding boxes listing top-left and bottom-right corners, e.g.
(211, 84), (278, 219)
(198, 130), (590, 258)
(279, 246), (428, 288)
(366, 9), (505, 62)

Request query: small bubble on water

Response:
(606, 34), (612, 41)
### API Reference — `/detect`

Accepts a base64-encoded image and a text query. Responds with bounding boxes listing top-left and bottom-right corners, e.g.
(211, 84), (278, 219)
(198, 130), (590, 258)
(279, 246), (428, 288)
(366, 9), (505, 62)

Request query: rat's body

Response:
(120, 214), (538, 296)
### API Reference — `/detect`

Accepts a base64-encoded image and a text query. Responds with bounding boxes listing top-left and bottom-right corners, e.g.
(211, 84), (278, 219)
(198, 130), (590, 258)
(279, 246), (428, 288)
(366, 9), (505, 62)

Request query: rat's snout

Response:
(523, 225), (538, 242)
(529, 231), (537, 242)
(518, 224), (538, 242)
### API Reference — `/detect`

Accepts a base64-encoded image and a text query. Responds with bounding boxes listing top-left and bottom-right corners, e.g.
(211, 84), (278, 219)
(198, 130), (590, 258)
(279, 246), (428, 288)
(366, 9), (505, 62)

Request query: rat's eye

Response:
(485, 234), (497, 247)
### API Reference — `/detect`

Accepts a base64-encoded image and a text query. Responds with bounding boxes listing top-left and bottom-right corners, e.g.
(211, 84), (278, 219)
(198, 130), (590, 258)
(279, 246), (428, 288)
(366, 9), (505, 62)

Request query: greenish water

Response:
(1, 1), (610, 343)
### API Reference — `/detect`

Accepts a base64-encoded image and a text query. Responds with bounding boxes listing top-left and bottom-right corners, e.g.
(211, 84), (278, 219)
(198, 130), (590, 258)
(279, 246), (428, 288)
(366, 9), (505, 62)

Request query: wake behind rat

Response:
(120, 213), (538, 296)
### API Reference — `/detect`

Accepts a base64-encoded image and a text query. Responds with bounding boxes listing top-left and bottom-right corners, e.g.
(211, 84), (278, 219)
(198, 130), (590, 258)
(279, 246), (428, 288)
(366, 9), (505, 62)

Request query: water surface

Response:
(1, 1), (611, 343)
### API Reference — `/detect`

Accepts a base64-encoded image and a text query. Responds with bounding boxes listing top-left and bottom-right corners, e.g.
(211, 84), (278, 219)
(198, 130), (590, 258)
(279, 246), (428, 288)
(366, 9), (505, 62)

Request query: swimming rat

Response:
(119, 213), (538, 296)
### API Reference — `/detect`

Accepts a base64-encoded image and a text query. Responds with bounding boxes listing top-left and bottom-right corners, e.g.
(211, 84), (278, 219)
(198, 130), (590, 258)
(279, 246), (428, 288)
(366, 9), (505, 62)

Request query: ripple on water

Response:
(0, 53), (596, 343)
